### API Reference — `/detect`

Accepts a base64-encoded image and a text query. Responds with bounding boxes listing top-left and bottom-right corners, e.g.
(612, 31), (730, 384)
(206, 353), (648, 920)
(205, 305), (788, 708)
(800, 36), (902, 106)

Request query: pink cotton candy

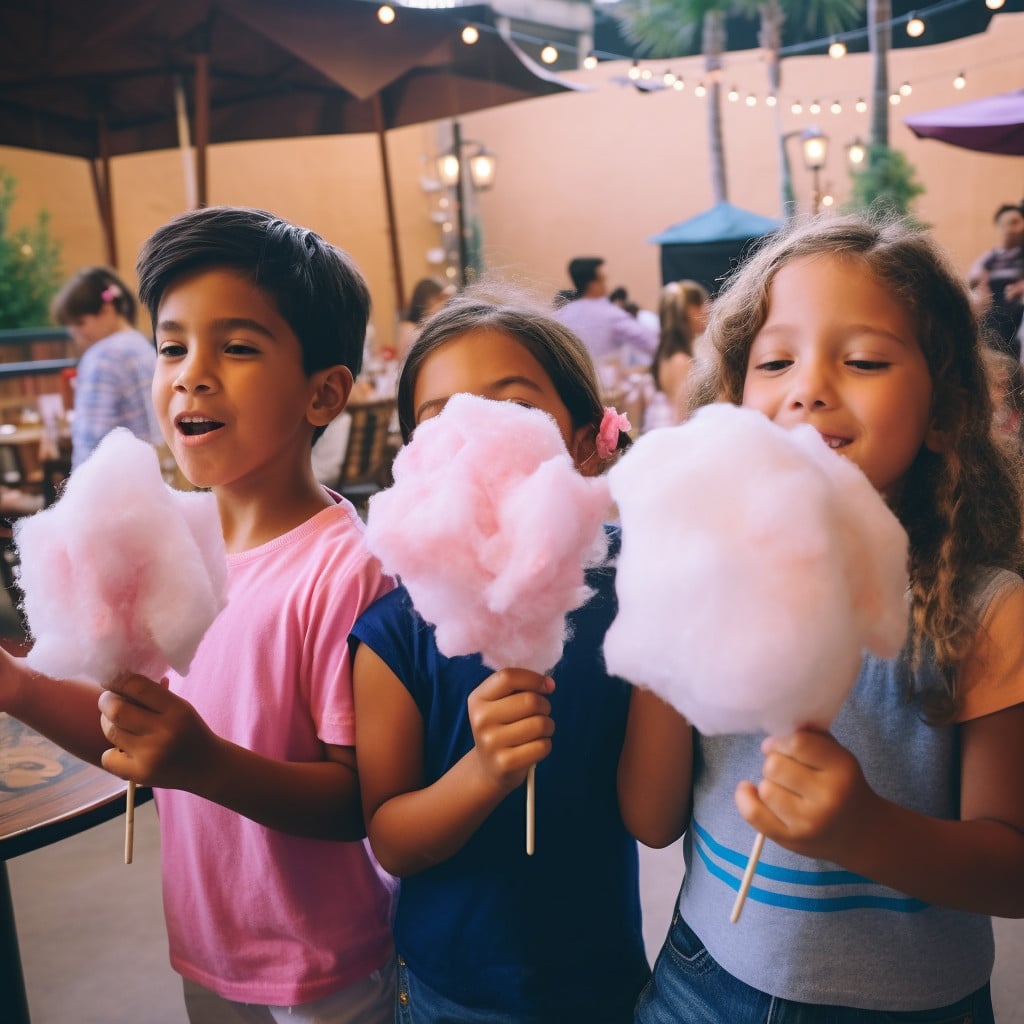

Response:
(364, 393), (612, 674)
(15, 428), (227, 684)
(603, 403), (910, 736)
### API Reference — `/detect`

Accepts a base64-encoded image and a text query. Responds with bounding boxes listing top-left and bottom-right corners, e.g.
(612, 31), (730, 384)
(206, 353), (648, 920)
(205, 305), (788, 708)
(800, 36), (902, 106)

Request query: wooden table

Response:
(0, 713), (149, 1023)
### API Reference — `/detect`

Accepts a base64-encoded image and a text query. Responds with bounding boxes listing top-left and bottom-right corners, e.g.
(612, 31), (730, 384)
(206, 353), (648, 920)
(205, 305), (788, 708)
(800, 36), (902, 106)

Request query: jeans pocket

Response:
(662, 914), (717, 977)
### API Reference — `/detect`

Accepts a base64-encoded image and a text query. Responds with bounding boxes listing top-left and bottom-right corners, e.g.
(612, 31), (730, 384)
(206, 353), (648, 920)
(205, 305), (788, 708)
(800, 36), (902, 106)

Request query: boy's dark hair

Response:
(993, 203), (1023, 223)
(136, 206), (370, 380)
(567, 257), (604, 296)
(51, 266), (137, 326)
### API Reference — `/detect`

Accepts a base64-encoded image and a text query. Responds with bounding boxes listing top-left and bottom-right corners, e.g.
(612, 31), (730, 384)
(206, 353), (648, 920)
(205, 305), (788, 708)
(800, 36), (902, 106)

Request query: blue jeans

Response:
(395, 954), (636, 1024)
(635, 912), (994, 1024)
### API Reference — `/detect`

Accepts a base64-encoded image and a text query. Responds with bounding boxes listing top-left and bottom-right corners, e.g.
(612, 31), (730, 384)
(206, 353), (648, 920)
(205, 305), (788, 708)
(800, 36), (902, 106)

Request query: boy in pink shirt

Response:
(0, 207), (396, 1022)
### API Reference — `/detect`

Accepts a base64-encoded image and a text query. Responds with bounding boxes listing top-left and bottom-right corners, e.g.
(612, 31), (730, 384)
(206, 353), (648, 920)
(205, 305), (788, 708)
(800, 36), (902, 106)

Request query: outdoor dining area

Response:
(1, 0), (1023, 1021)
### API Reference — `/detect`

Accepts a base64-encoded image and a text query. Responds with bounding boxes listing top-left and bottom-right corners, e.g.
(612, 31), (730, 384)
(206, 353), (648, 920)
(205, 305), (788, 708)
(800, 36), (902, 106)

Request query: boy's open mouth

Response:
(177, 415), (224, 437)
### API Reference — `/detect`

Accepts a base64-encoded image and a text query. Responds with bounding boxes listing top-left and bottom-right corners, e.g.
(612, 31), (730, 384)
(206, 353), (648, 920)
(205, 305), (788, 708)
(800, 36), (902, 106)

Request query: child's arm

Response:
(617, 687), (693, 848)
(736, 586), (1024, 919)
(97, 673), (365, 841)
(0, 648), (110, 766)
(353, 643), (554, 876)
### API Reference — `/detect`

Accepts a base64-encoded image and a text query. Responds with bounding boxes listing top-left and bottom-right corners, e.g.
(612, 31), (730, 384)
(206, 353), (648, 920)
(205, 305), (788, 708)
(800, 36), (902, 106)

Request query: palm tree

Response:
(614, 0), (862, 215)
(614, 0), (731, 204)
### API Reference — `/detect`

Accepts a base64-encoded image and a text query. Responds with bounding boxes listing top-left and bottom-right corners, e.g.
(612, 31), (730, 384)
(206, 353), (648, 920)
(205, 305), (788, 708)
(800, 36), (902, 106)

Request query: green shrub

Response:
(0, 167), (63, 329)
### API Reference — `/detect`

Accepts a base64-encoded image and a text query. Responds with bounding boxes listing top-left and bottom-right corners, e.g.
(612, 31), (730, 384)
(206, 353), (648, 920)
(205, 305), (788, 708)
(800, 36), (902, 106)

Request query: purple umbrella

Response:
(904, 88), (1024, 156)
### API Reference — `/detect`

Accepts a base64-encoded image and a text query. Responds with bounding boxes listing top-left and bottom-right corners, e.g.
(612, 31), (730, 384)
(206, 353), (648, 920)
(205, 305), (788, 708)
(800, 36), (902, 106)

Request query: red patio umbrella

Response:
(0, 0), (583, 307)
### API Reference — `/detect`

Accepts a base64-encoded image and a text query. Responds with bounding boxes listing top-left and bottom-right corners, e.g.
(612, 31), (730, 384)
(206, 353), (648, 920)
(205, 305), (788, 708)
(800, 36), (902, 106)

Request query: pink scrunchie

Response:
(596, 407), (631, 460)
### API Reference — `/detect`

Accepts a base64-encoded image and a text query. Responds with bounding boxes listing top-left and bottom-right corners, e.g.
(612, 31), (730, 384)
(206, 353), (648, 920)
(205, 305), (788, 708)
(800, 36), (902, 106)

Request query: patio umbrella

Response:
(0, 0), (582, 306)
(904, 88), (1024, 157)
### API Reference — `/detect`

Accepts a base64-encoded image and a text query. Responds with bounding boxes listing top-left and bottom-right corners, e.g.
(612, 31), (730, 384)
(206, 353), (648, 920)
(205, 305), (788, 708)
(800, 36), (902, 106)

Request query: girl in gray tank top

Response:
(626, 215), (1024, 1022)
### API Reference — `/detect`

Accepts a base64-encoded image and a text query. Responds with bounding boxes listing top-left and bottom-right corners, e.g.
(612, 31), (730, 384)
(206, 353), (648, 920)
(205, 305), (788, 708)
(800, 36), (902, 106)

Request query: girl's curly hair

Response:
(692, 213), (1024, 721)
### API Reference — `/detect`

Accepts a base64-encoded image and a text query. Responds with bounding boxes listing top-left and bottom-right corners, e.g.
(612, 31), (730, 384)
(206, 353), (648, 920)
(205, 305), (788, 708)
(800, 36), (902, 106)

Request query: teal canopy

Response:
(649, 202), (782, 245)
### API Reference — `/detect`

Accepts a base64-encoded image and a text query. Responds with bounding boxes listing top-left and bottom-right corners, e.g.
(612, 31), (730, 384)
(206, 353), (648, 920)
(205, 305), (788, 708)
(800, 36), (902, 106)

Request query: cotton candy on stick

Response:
(365, 393), (613, 854)
(14, 428), (227, 863)
(603, 404), (910, 920)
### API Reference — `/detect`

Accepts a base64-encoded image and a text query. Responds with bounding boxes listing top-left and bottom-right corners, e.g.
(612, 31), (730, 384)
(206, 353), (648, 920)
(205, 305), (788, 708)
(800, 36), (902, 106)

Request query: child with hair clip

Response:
(630, 214), (1024, 1023)
(1, 207), (396, 1023)
(51, 266), (162, 469)
(350, 288), (681, 1023)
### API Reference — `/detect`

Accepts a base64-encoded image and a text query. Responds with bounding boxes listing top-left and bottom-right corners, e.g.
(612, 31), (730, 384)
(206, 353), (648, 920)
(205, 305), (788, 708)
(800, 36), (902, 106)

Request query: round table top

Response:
(0, 713), (142, 859)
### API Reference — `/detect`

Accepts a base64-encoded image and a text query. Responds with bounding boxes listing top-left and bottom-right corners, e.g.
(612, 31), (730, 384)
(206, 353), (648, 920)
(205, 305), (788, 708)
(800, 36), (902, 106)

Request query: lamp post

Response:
(799, 126), (828, 213)
(435, 120), (498, 287)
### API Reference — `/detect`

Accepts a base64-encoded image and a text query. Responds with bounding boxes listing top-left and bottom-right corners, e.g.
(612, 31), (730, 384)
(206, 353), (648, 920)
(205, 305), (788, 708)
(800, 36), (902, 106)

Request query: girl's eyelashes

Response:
(753, 358), (792, 372)
(846, 359), (891, 371)
(157, 341), (186, 357)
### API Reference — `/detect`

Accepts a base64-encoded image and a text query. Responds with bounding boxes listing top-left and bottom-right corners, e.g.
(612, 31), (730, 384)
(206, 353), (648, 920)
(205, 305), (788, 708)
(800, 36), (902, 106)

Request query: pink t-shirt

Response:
(155, 498), (396, 1006)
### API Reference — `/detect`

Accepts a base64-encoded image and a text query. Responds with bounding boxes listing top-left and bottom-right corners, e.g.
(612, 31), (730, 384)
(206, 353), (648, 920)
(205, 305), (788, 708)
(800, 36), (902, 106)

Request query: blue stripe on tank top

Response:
(692, 821), (928, 913)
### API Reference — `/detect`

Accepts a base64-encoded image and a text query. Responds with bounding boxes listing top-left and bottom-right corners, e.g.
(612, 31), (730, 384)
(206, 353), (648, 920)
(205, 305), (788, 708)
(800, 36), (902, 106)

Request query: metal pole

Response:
(452, 120), (470, 288)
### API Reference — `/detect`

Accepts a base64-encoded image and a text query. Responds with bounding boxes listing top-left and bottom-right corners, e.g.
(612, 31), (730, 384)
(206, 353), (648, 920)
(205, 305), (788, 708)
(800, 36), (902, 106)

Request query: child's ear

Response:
(307, 365), (354, 427)
(572, 423), (602, 477)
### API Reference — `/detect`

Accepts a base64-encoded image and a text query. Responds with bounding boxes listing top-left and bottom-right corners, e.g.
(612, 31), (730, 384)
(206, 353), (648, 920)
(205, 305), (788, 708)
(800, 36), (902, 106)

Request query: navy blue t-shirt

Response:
(351, 529), (650, 1022)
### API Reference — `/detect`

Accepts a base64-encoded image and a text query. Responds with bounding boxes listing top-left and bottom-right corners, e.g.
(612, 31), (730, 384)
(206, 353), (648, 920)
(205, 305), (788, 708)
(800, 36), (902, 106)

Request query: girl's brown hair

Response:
(695, 213), (1024, 721)
(51, 266), (137, 326)
(396, 283), (630, 457)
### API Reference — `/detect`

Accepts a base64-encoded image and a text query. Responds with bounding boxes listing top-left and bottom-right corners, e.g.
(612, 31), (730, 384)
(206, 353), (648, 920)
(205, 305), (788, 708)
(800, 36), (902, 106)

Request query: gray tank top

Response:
(676, 570), (1015, 1011)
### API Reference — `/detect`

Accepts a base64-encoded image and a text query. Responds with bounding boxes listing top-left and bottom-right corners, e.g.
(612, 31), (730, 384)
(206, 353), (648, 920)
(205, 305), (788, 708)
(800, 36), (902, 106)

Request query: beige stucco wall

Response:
(2, 10), (1022, 350)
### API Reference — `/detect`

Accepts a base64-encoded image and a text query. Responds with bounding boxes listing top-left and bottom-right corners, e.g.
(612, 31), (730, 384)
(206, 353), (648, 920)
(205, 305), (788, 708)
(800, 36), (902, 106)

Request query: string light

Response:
(847, 138), (867, 165)
(899, 81), (913, 96)
(906, 14), (925, 37)
(377, 4), (395, 24)
(673, 78), (685, 91)
(828, 39), (847, 58)
(745, 93), (757, 106)
(791, 100), (803, 114)
(953, 71), (966, 89)
(583, 52), (598, 70)
(461, 25), (478, 44)
(766, 94), (777, 107)
(889, 92), (901, 105)
(855, 97), (868, 113)
(540, 43), (558, 64)
(694, 82), (707, 98)
(829, 99), (841, 114)
(821, 193), (835, 209)
(641, 68), (653, 80)
(728, 85), (740, 102)
(628, 60), (640, 81)
(809, 99), (821, 114)
(663, 69), (676, 85)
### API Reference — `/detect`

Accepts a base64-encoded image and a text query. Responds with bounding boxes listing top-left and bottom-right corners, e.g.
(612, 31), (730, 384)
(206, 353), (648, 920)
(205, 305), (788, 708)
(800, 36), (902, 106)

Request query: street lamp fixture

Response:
(800, 126), (828, 213)
(435, 142), (498, 191)
(435, 122), (499, 286)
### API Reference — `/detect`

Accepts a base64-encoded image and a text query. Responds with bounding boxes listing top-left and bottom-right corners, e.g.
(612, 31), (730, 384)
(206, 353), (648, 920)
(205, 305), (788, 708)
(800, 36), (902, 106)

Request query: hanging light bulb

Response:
(694, 81), (707, 98)
(663, 69), (676, 86)
(906, 14), (925, 37)
(640, 68), (653, 80)
(791, 100), (803, 114)
(899, 81), (913, 97)
(745, 93), (757, 107)
(628, 60), (641, 81)
(821, 193), (835, 209)
(809, 99), (821, 114)
(953, 71), (966, 90)
(540, 44), (558, 64)
(766, 94), (777, 107)
(855, 97), (867, 113)
(583, 52), (598, 70)
(986, 0), (1005, 10)
(461, 25), (479, 44)
(728, 85), (740, 102)
(830, 99), (842, 114)
(828, 39), (847, 58)
(847, 137), (867, 166)
(673, 78), (685, 91)
(377, 4), (395, 24)
(889, 92), (901, 105)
